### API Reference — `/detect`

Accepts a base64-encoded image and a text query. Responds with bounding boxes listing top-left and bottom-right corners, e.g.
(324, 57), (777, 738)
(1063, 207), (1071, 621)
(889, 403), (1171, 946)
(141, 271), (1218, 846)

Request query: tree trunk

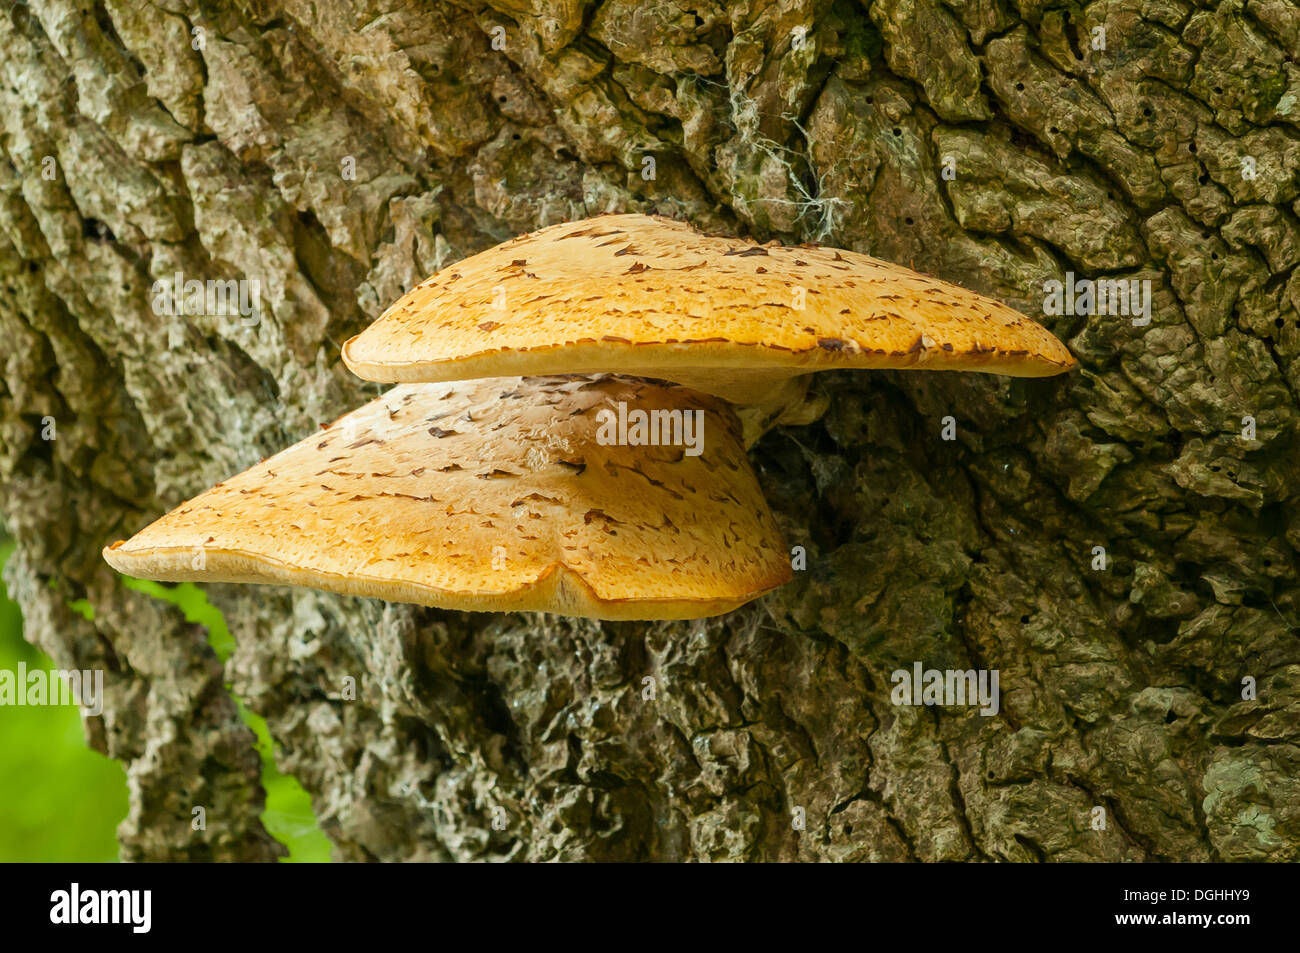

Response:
(2, 0), (1299, 862)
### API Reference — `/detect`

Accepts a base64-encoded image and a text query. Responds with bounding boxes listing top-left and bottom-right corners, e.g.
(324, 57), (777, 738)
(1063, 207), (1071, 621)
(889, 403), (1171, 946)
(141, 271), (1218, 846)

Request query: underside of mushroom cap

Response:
(341, 213), (1077, 402)
(102, 375), (792, 621)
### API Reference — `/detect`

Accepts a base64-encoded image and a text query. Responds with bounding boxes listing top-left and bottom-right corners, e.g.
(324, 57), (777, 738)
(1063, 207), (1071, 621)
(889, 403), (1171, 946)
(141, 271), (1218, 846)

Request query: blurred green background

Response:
(0, 529), (332, 862)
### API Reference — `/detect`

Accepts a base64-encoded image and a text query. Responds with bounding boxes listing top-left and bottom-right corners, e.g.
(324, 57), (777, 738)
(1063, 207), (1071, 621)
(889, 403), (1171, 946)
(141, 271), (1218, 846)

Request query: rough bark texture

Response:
(2, 0), (1300, 862)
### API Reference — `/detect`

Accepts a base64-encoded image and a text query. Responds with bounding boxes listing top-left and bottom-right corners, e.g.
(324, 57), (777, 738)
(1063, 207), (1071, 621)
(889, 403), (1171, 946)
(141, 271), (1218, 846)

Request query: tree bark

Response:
(2, 0), (1299, 861)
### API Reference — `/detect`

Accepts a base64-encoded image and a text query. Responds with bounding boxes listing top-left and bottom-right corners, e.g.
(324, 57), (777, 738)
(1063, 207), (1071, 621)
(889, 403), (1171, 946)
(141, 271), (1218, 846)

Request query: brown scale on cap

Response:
(103, 375), (790, 621)
(342, 213), (1076, 444)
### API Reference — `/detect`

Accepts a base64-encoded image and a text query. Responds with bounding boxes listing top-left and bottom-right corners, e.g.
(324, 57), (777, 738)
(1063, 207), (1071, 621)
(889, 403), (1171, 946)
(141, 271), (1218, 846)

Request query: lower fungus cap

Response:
(102, 375), (792, 622)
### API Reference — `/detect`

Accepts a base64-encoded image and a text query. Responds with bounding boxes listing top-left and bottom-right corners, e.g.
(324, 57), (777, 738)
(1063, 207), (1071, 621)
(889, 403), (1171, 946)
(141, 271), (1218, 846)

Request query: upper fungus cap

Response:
(341, 213), (1076, 402)
(102, 375), (791, 622)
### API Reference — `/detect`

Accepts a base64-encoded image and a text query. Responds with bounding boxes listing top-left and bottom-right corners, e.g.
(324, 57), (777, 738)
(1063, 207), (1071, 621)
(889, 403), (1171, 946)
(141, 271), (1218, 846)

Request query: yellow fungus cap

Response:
(342, 213), (1076, 406)
(103, 375), (791, 621)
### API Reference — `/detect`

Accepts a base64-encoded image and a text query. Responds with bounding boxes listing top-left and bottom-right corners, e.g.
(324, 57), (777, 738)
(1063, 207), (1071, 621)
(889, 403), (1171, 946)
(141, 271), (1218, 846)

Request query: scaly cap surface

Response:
(103, 375), (791, 621)
(342, 213), (1076, 399)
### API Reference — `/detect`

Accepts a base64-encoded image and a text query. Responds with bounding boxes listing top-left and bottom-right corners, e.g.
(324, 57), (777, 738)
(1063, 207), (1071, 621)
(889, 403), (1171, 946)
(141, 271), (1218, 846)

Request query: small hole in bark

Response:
(865, 96), (874, 104)
(1188, 143), (1197, 153)
(1143, 107), (1151, 116)
(498, 95), (506, 103)
(1211, 253), (1219, 260)
(82, 218), (114, 242)
(1015, 82), (1024, 91)
(1165, 711), (1177, 724)
(1020, 614), (1029, 624)
(892, 127), (901, 136)
(512, 133), (520, 140)
(905, 217), (914, 225)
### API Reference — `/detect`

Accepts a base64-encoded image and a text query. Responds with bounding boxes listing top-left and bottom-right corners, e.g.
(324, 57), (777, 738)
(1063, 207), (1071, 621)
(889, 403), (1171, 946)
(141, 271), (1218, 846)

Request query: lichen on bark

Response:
(1, 0), (1299, 861)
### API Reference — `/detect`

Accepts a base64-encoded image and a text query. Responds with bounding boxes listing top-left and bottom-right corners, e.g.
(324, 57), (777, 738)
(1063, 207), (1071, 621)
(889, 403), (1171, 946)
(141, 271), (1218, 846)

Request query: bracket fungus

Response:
(342, 213), (1077, 444)
(103, 376), (790, 621)
(106, 212), (1076, 622)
